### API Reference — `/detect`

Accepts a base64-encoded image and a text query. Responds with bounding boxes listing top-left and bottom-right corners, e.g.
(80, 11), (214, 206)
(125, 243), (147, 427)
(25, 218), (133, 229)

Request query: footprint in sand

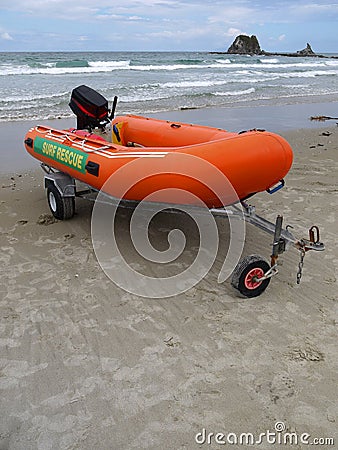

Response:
(37, 214), (57, 225)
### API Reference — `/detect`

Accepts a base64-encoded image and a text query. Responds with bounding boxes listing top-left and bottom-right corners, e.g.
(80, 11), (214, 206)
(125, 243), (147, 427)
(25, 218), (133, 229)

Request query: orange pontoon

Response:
(24, 114), (292, 208)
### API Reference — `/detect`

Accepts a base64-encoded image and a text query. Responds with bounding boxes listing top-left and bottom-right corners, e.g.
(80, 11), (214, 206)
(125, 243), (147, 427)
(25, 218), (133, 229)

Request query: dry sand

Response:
(0, 121), (337, 449)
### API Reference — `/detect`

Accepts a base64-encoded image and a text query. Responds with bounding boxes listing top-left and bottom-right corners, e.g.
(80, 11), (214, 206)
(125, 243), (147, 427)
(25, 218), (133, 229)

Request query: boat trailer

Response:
(210, 203), (324, 297)
(41, 164), (325, 298)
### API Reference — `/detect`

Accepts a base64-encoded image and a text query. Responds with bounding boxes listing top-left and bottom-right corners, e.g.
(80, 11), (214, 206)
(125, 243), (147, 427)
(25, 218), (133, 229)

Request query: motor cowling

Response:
(69, 85), (109, 130)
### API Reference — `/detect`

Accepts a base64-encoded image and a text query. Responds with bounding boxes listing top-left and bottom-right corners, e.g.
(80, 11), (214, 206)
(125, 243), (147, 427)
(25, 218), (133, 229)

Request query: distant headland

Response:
(211, 34), (338, 59)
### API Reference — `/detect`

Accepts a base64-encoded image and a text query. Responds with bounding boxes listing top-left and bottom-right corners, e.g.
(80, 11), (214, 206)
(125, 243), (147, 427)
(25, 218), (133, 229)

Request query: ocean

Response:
(1, 51), (338, 122)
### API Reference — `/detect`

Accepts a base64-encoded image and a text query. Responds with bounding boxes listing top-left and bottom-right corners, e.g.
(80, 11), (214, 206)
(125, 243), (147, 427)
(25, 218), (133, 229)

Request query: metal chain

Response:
(296, 247), (306, 284)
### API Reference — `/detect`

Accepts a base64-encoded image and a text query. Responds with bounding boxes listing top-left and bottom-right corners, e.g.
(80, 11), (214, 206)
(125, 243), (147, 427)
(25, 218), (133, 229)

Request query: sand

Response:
(0, 116), (337, 449)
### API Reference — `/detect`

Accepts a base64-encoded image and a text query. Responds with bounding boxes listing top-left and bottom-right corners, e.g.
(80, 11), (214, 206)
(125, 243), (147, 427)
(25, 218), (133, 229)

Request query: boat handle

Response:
(85, 161), (100, 177)
(24, 137), (34, 148)
(266, 179), (285, 194)
(113, 124), (121, 142)
(170, 123), (181, 129)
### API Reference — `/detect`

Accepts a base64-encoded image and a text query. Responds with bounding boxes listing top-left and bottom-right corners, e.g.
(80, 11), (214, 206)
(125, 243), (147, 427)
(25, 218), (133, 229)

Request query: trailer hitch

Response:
(252, 216), (324, 285)
(294, 225), (325, 284)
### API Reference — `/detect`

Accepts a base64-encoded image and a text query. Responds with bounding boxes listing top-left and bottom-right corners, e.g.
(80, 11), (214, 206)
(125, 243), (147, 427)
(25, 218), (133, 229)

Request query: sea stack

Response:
(297, 43), (315, 56)
(227, 35), (262, 55)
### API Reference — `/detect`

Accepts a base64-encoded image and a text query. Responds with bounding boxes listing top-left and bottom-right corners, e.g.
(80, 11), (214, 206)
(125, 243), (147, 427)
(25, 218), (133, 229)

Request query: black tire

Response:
(47, 184), (75, 220)
(231, 254), (271, 298)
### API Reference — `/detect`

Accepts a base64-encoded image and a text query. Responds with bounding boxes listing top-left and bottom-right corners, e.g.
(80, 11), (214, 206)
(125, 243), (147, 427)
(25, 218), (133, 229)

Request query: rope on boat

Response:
(35, 125), (115, 154)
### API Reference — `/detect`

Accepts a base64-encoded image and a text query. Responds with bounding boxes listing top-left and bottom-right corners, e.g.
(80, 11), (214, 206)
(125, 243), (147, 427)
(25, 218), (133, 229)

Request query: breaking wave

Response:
(214, 87), (255, 96)
(1, 51), (337, 121)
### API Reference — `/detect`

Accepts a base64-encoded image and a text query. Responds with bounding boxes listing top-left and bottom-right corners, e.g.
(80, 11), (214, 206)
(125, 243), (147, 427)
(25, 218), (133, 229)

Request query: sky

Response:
(0, 0), (337, 53)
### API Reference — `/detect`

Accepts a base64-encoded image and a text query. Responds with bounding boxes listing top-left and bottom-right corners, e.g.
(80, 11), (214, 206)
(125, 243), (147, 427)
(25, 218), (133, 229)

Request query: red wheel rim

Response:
(244, 267), (264, 290)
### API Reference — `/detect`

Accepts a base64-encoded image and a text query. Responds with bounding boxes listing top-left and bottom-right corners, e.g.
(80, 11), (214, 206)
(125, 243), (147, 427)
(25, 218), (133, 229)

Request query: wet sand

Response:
(0, 116), (337, 448)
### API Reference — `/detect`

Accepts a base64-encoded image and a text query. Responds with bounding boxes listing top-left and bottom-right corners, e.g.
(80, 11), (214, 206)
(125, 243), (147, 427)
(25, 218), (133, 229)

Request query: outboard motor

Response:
(69, 85), (110, 131)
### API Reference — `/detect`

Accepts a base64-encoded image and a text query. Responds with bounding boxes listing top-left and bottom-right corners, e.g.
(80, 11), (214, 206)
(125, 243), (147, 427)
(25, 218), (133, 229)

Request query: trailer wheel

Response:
(231, 254), (271, 298)
(47, 184), (75, 220)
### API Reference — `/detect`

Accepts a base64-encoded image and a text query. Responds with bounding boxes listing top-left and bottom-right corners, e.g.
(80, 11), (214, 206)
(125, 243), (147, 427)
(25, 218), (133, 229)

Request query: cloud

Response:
(128, 16), (144, 21)
(0, 1), (274, 24)
(0, 0), (337, 51)
(0, 1), (99, 20)
(225, 27), (246, 37)
(1, 31), (13, 40)
(2, 1), (337, 26)
(290, 2), (338, 15)
(208, 6), (255, 25)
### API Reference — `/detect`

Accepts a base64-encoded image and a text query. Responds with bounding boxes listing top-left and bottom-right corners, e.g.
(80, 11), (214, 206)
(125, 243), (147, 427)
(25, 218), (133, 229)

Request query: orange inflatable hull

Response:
(24, 115), (293, 207)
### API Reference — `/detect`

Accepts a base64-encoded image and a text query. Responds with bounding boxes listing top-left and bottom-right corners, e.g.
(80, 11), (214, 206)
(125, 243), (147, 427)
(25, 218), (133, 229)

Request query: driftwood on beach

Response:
(310, 115), (338, 121)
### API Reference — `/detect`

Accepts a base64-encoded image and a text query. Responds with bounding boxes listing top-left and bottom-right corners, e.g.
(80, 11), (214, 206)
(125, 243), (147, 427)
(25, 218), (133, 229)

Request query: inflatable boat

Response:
(24, 87), (293, 209)
(23, 85), (324, 298)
